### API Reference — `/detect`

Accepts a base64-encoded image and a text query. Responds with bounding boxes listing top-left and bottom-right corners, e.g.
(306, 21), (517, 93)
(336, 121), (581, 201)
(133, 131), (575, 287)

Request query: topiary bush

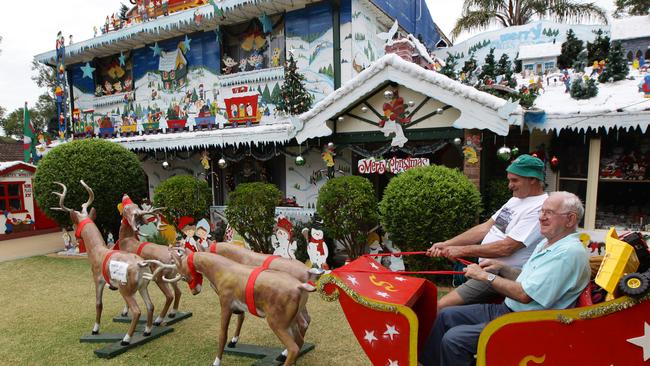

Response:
(153, 175), (211, 227)
(481, 179), (511, 221)
(33, 139), (147, 235)
(379, 166), (481, 273)
(316, 176), (379, 259)
(225, 182), (282, 253)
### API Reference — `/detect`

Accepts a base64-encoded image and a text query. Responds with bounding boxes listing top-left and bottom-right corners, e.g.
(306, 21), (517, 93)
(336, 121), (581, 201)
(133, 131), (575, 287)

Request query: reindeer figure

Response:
(51, 181), (173, 345)
(168, 248), (314, 366)
(199, 241), (320, 358)
(117, 194), (182, 326)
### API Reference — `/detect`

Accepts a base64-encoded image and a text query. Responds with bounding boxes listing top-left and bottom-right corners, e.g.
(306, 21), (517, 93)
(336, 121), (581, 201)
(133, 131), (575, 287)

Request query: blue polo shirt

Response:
(505, 233), (590, 312)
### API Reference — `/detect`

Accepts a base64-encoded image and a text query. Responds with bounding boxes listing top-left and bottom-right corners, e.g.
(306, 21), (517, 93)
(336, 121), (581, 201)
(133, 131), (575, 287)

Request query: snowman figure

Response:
(383, 234), (405, 272)
(303, 216), (329, 270)
(271, 216), (297, 259)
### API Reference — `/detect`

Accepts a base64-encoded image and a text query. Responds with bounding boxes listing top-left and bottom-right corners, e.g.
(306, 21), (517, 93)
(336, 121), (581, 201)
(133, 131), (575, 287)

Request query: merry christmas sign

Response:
(358, 157), (430, 175)
(319, 256), (437, 366)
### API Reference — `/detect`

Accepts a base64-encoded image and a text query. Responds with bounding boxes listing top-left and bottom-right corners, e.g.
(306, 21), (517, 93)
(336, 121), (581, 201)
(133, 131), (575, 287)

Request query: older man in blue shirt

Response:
(419, 191), (591, 366)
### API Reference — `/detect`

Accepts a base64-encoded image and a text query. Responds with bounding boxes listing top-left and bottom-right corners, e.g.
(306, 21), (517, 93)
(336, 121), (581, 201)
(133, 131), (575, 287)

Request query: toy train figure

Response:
(224, 86), (261, 127)
(98, 115), (117, 138)
(194, 104), (216, 130)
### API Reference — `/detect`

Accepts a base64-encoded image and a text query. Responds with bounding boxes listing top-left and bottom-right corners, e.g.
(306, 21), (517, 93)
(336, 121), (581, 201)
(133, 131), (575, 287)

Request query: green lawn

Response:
(0, 256), (372, 365)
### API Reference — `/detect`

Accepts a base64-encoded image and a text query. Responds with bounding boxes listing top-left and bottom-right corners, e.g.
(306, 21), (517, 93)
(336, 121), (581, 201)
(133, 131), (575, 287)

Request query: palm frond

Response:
(547, 0), (609, 24)
(451, 10), (504, 40)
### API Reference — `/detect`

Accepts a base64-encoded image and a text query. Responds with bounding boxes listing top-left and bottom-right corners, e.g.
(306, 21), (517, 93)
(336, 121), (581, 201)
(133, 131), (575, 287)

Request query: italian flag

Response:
(23, 102), (35, 163)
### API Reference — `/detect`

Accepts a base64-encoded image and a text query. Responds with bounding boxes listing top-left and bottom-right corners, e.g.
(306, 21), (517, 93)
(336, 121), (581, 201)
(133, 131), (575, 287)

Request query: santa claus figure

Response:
(177, 216), (197, 252)
(303, 217), (329, 270)
(271, 215), (297, 259)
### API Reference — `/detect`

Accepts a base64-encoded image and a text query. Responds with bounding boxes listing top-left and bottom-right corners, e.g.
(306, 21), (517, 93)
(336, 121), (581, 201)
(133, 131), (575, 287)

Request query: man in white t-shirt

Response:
(426, 154), (547, 310)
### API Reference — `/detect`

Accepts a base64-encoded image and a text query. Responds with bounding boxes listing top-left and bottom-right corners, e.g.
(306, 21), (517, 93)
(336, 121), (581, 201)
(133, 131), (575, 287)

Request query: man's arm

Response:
(441, 236), (525, 259)
(480, 259), (522, 280)
(426, 219), (494, 256)
(465, 263), (532, 303)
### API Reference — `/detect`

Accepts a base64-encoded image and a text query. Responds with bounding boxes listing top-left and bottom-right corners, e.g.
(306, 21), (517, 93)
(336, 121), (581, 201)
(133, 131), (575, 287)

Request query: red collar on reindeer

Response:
(245, 255), (279, 317)
(187, 251), (203, 290)
(208, 242), (217, 254)
(136, 242), (152, 256)
(101, 250), (118, 286)
(74, 218), (94, 253)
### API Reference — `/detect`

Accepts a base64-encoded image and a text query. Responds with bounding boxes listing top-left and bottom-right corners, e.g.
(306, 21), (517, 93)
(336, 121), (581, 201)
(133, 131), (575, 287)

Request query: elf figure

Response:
(303, 216), (329, 270)
(271, 216), (297, 259)
(195, 218), (211, 251)
(177, 216), (197, 251)
(321, 143), (336, 179)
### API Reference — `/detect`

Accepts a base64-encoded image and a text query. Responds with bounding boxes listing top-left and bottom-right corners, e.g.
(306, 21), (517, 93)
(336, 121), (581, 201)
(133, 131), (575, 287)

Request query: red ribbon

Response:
(101, 250), (118, 286)
(208, 242), (217, 254)
(246, 255), (279, 317)
(136, 242), (151, 256)
(187, 251), (203, 290)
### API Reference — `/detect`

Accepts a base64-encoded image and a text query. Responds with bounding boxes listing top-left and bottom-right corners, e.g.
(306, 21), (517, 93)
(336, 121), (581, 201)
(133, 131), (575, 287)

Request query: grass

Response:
(0, 256), (371, 365)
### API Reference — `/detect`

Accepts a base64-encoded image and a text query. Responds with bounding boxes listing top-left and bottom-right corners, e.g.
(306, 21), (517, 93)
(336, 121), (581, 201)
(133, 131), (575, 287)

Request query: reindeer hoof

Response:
(227, 341), (237, 348)
(143, 331), (151, 337)
(153, 321), (161, 327)
(108, 285), (118, 291)
(168, 313), (176, 319)
(120, 340), (130, 346)
(91, 330), (99, 335)
(275, 354), (287, 363)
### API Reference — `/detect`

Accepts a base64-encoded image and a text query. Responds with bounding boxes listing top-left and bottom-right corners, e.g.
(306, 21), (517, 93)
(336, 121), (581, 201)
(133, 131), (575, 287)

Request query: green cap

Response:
(506, 154), (545, 181)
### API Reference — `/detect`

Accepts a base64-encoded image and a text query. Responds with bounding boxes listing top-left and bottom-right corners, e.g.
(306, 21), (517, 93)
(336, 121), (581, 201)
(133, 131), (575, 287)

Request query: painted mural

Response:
(285, 146), (352, 208)
(69, 24), (285, 136)
(432, 20), (606, 67)
(285, 2), (335, 103)
(370, 0), (440, 50)
(348, 0), (387, 81)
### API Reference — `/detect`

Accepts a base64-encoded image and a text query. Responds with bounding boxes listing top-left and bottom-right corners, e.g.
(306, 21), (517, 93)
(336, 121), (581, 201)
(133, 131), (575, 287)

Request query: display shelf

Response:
(598, 179), (650, 183)
(559, 177), (587, 181)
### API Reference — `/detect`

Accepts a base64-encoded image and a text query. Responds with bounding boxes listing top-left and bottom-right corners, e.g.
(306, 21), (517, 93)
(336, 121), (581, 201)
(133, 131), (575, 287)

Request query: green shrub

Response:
(316, 176), (379, 259)
(379, 166), (481, 273)
(481, 179), (511, 221)
(153, 175), (211, 227)
(225, 182), (282, 253)
(33, 139), (147, 235)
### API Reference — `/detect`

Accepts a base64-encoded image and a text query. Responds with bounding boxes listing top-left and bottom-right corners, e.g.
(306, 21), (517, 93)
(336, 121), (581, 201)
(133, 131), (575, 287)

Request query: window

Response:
(627, 51), (634, 62)
(543, 62), (555, 71)
(221, 15), (285, 75)
(524, 64), (534, 71)
(0, 182), (24, 213)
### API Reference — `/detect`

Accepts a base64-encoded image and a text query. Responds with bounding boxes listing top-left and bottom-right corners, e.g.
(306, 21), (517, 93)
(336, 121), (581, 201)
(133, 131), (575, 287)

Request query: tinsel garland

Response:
(576, 292), (650, 321)
(346, 140), (449, 158)
(317, 274), (400, 313)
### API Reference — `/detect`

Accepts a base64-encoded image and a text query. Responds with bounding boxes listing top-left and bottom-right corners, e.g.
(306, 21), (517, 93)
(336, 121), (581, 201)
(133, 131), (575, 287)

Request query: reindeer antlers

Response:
(50, 182), (74, 213)
(80, 180), (94, 214)
(140, 260), (181, 283)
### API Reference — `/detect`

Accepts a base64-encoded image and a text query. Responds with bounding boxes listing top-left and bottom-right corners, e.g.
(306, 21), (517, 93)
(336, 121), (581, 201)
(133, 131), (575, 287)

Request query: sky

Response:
(0, 0), (614, 115)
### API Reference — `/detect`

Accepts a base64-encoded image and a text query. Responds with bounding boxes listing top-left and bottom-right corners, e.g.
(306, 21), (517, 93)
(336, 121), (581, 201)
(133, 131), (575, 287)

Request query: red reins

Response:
(360, 251), (475, 275)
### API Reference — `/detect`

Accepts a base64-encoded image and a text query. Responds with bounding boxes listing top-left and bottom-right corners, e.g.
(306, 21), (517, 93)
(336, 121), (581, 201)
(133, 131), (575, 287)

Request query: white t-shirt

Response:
(481, 193), (548, 267)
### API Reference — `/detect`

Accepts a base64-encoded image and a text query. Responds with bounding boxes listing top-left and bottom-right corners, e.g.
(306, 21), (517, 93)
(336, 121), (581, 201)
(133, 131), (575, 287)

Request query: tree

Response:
(0, 107), (44, 137)
(225, 182), (282, 253)
(316, 176), (379, 259)
(379, 166), (481, 273)
(557, 29), (584, 69)
(479, 48), (497, 82)
(461, 53), (478, 83)
(153, 175), (211, 225)
(613, 0), (650, 17)
(33, 139), (147, 235)
(570, 76), (598, 99)
(275, 53), (314, 115)
(440, 53), (458, 80)
(599, 41), (630, 83)
(587, 29), (610, 64)
(119, 3), (130, 21)
(496, 53), (516, 87)
(451, 0), (608, 40)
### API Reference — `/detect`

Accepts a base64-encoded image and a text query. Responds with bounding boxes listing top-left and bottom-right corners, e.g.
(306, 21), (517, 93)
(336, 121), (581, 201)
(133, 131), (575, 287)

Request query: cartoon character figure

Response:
(271, 47), (281, 67)
(200, 150), (211, 170)
(230, 103), (238, 118)
(562, 70), (571, 93)
(642, 75), (650, 98)
(239, 103), (246, 117)
(63, 229), (74, 252)
(271, 216), (297, 259)
(93, 26), (98, 37)
(104, 80), (113, 95)
(303, 219), (329, 270)
(177, 216), (197, 251)
(321, 143), (336, 178)
(124, 77), (133, 91)
(248, 52), (264, 70)
(221, 55), (237, 74)
(113, 81), (123, 93)
(245, 103), (253, 118)
(195, 218), (211, 251)
(383, 234), (405, 272)
(238, 58), (247, 72)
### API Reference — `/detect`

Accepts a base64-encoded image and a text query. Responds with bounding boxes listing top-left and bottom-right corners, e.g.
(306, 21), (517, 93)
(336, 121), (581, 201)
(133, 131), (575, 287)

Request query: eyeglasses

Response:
(539, 209), (573, 218)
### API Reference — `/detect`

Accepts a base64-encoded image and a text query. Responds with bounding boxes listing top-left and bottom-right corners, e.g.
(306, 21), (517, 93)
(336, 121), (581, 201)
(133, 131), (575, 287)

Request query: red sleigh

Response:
(319, 230), (650, 366)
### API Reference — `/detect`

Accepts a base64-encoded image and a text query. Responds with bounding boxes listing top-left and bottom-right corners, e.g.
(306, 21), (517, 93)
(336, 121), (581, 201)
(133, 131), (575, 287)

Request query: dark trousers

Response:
(419, 303), (512, 366)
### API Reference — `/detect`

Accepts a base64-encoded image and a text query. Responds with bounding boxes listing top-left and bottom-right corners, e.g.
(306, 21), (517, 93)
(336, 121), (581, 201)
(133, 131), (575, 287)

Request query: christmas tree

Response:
(587, 29), (610, 64)
(570, 77), (598, 99)
(461, 53), (477, 83)
(599, 41), (629, 83)
(558, 29), (584, 69)
(440, 53), (458, 80)
(496, 53), (516, 88)
(275, 53), (314, 115)
(479, 48), (497, 83)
